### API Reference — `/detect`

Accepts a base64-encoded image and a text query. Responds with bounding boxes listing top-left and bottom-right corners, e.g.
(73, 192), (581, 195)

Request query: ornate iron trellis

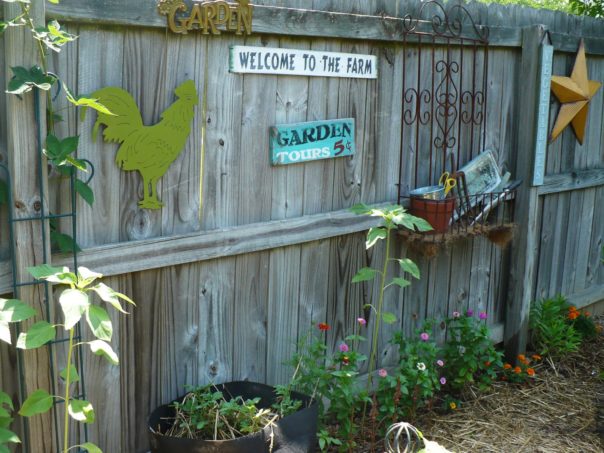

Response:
(396, 0), (490, 199)
(1, 89), (92, 452)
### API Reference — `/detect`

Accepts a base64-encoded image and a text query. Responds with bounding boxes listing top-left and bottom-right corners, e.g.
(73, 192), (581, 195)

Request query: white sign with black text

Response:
(229, 46), (378, 79)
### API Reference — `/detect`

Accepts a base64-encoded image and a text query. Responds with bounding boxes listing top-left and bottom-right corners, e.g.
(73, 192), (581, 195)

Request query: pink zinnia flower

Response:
(378, 369), (388, 378)
(479, 312), (487, 320)
(357, 317), (367, 326)
(440, 377), (447, 385)
(437, 359), (444, 367)
(452, 311), (460, 318)
(339, 343), (349, 353)
(420, 332), (429, 341)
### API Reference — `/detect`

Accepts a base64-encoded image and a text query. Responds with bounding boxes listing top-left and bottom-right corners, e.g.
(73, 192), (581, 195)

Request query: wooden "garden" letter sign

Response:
(158, 0), (253, 35)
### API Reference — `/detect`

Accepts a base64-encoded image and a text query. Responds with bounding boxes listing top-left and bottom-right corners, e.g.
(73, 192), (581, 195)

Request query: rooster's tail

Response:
(82, 87), (144, 144)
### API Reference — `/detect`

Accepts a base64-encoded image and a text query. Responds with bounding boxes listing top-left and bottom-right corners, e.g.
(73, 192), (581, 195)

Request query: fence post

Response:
(3, 2), (55, 452)
(504, 25), (548, 360)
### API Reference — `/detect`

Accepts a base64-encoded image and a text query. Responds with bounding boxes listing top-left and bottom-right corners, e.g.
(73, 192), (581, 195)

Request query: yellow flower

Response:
(449, 402), (457, 410)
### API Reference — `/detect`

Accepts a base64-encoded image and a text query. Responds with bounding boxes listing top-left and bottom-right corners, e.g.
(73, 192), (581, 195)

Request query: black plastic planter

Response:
(148, 381), (318, 453)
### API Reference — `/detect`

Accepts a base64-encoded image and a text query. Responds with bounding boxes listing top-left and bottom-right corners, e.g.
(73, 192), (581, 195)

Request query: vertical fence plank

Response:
(266, 37), (309, 385)
(504, 25), (546, 359)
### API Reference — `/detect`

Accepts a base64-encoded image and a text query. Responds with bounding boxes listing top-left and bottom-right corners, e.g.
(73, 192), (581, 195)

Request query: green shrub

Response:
(376, 325), (443, 423)
(442, 310), (503, 391)
(529, 295), (581, 358)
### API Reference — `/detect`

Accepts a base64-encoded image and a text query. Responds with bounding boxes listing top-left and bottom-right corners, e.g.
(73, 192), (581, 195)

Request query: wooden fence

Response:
(1, 0), (604, 451)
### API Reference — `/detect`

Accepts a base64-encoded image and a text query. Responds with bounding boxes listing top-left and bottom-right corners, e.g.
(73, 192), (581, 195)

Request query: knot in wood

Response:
(33, 200), (42, 212)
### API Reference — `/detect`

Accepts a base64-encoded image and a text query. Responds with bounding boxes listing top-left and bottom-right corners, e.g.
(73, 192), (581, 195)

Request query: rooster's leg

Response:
(138, 174), (163, 209)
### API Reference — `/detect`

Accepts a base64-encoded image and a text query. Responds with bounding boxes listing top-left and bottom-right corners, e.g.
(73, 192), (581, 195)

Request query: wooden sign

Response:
(230, 46), (378, 79)
(532, 43), (553, 186)
(269, 119), (355, 166)
(158, 0), (253, 35)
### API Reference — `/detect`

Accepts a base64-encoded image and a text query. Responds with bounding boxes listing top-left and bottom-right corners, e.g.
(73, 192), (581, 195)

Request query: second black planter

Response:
(148, 381), (318, 453)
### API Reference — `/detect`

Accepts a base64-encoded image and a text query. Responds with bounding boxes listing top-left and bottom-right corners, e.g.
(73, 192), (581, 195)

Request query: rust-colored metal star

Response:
(550, 39), (601, 144)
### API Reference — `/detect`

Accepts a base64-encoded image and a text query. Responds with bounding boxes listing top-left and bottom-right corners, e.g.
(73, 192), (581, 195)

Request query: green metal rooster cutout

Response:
(87, 80), (198, 209)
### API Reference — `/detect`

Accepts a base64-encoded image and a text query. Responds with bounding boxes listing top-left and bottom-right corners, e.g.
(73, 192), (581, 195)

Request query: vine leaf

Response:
(92, 283), (135, 314)
(19, 389), (54, 417)
(397, 258), (421, 279)
(352, 267), (378, 283)
(0, 299), (36, 324)
(59, 364), (80, 384)
(366, 227), (387, 249)
(16, 321), (56, 349)
(391, 277), (411, 289)
(64, 84), (114, 115)
(382, 312), (397, 324)
(75, 179), (94, 206)
(59, 289), (89, 330)
(86, 305), (112, 341)
(44, 134), (87, 171)
(80, 442), (102, 453)
(68, 399), (95, 424)
(50, 231), (82, 254)
(33, 20), (76, 52)
(28, 264), (74, 283)
(88, 340), (119, 365)
(6, 66), (56, 94)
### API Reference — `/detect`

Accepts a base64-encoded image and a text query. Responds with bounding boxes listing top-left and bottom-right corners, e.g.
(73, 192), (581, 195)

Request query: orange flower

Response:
(568, 311), (580, 320)
(449, 402), (457, 410)
(517, 354), (526, 362)
(317, 322), (330, 331)
(513, 366), (522, 374)
(503, 363), (512, 370)
(484, 361), (491, 367)
(584, 311), (591, 318)
(568, 306), (577, 312)
(531, 354), (542, 361)
(527, 368), (535, 376)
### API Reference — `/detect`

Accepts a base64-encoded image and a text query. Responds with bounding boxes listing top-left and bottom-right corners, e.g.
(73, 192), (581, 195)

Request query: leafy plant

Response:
(567, 305), (598, 340)
(0, 265), (134, 453)
(0, 390), (21, 453)
(502, 353), (539, 384)
(529, 295), (581, 358)
(165, 384), (301, 441)
(442, 310), (503, 391)
(2, 0), (110, 249)
(377, 326), (444, 423)
(350, 204), (431, 383)
(290, 324), (369, 451)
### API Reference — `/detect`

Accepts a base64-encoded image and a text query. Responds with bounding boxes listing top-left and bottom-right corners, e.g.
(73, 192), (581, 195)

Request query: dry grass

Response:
(416, 318), (604, 453)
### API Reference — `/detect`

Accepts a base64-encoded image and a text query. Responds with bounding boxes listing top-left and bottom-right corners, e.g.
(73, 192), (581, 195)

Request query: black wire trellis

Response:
(1, 89), (92, 452)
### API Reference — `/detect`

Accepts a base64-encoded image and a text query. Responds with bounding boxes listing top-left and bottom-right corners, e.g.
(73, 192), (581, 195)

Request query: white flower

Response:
(416, 362), (426, 371)
(458, 346), (466, 354)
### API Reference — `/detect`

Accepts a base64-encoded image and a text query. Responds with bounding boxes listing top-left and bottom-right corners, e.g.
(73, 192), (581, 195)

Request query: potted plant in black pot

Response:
(148, 380), (318, 453)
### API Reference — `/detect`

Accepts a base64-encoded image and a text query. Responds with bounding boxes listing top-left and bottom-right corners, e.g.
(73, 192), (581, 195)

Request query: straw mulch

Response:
(417, 318), (604, 453)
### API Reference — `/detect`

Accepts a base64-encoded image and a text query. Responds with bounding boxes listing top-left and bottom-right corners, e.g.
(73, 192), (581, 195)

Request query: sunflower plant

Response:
(0, 265), (134, 453)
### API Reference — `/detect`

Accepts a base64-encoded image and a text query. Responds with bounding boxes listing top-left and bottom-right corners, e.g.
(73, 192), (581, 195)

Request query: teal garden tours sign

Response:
(269, 119), (355, 166)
